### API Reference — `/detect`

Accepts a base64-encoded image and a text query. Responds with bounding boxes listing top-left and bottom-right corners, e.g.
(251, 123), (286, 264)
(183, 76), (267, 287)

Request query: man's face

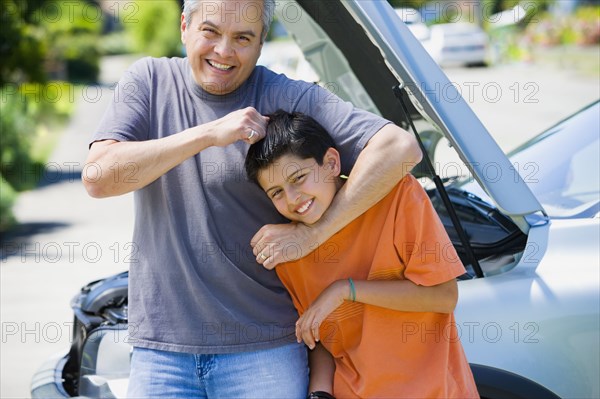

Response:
(181, 0), (264, 95)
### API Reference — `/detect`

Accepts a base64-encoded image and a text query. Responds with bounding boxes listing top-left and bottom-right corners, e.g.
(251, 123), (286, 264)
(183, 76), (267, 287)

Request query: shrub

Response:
(524, 6), (600, 46)
(99, 31), (134, 56)
(36, 0), (102, 82)
(123, 0), (182, 57)
(1, 85), (37, 191)
(1, 83), (73, 192)
(0, 0), (47, 85)
(54, 33), (101, 83)
(0, 175), (17, 232)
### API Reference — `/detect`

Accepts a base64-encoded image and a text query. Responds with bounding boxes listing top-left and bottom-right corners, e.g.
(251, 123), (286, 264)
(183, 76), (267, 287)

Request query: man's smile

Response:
(207, 60), (234, 71)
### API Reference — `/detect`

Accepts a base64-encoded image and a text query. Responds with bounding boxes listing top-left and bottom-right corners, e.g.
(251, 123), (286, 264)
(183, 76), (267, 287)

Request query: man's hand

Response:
(206, 107), (268, 147)
(251, 222), (320, 269)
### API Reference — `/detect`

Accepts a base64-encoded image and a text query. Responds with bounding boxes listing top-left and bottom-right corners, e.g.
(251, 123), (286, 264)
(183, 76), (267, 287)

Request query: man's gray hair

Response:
(183, 0), (276, 43)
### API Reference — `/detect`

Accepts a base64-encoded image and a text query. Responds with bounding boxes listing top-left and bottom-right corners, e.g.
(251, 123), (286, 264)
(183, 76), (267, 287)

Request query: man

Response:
(83, 0), (421, 397)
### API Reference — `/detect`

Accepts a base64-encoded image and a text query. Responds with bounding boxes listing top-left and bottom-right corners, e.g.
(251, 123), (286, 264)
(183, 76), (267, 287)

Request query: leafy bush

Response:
(37, 0), (103, 82)
(99, 31), (135, 56)
(1, 86), (37, 191)
(1, 83), (73, 192)
(523, 6), (599, 46)
(0, 0), (47, 85)
(1, 0), (86, 231)
(0, 175), (17, 232)
(123, 0), (182, 57)
(55, 33), (101, 83)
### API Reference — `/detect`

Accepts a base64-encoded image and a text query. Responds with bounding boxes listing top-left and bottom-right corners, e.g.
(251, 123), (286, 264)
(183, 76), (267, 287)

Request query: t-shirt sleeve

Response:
(91, 57), (152, 146)
(291, 83), (390, 176)
(394, 176), (466, 286)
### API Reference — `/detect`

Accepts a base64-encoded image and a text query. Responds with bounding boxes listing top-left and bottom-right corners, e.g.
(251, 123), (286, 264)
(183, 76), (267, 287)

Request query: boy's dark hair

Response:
(245, 110), (337, 184)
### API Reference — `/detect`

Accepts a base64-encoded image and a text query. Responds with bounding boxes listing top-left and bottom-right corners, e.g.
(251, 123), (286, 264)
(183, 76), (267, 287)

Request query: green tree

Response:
(123, 0), (182, 57)
(1, 0), (103, 84)
(37, 0), (103, 82)
(388, 0), (430, 10)
(0, 1), (89, 232)
(0, 175), (17, 231)
(0, 0), (48, 85)
(481, 0), (556, 24)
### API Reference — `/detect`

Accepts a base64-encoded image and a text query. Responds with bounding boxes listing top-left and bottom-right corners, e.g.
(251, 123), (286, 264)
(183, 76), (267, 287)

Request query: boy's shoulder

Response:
(374, 174), (431, 219)
(394, 173), (427, 199)
(357, 174), (421, 222)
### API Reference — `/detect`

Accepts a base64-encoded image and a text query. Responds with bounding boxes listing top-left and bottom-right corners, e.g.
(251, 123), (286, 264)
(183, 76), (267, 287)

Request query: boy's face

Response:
(257, 149), (342, 225)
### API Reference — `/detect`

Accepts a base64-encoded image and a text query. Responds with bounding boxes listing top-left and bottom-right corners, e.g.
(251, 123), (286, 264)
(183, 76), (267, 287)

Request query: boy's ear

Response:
(323, 148), (342, 177)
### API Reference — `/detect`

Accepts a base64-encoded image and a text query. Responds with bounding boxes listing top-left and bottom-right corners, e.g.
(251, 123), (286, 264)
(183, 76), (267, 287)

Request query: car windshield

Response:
(508, 101), (600, 218)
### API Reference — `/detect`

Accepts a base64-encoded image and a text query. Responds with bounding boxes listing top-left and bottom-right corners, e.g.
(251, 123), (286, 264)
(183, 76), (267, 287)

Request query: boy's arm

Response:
(308, 343), (336, 396)
(252, 124), (421, 268)
(349, 278), (458, 313)
(296, 279), (458, 349)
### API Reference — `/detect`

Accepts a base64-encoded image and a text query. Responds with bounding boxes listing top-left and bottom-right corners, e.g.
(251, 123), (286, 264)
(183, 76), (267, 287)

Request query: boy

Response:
(245, 111), (479, 398)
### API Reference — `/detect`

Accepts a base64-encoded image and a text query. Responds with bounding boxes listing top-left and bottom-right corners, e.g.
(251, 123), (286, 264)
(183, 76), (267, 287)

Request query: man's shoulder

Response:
(127, 56), (186, 76)
(252, 66), (325, 112)
(254, 65), (315, 88)
(254, 65), (285, 81)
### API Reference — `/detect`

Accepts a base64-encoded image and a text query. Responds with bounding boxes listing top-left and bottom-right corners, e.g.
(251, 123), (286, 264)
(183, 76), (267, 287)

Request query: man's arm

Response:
(251, 123), (422, 267)
(83, 107), (268, 198)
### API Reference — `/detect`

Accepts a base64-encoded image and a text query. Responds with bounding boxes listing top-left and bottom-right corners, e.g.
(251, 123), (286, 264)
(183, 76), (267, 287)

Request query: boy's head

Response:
(245, 110), (343, 225)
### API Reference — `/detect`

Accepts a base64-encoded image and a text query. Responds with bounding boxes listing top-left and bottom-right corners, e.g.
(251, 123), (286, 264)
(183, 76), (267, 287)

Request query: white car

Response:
(32, 1), (598, 398)
(428, 22), (489, 67)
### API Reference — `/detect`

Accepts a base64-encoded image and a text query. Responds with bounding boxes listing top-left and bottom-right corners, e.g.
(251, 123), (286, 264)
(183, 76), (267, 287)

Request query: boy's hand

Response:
(295, 280), (347, 349)
(251, 222), (320, 269)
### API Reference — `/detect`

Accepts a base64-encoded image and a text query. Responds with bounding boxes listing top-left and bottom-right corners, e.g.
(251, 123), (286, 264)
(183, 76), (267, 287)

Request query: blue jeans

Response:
(126, 343), (309, 398)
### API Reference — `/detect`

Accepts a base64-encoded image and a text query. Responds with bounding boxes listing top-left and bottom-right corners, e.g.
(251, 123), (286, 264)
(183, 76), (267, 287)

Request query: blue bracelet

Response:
(348, 278), (356, 302)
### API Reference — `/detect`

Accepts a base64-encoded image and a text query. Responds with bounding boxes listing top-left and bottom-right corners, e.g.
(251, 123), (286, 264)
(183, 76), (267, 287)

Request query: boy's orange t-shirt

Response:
(276, 175), (479, 398)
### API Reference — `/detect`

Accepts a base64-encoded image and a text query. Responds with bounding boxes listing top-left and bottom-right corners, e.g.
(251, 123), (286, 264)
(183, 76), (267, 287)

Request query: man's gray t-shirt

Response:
(93, 57), (389, 354)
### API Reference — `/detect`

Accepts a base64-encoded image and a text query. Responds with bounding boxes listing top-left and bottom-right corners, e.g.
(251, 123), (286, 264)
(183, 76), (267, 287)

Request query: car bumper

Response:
(439, 46), (487, 65)
(30, 352), (71, 399)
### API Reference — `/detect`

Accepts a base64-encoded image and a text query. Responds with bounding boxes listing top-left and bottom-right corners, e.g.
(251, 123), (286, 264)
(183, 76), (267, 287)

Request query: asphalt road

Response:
(1, 55), (598, 398)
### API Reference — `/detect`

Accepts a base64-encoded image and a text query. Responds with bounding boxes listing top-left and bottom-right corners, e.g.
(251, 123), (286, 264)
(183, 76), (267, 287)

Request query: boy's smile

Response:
(295, 198), (313, 215)
(257, 150), (342, 225)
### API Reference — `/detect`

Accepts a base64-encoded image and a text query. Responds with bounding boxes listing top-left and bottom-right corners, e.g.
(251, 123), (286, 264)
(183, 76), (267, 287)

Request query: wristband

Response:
(307, 391), (336, 399)
(348, 278), (356, 302)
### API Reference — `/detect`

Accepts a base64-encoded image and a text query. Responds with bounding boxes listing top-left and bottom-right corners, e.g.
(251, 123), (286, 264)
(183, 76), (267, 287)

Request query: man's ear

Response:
(181, 13), (187, 44)
(323, 148), (342, 177)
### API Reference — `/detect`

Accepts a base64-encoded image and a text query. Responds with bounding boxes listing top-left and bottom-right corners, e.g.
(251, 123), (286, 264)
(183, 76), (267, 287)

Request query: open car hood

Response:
(276, 0), (546, 232)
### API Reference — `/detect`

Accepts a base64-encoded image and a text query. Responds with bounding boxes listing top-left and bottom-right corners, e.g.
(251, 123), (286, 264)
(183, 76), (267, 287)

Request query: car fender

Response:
(470, 364), (561, 399)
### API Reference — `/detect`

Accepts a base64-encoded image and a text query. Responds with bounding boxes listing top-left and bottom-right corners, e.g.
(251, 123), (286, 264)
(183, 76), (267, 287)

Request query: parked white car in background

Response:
(394, 8), (488, 68)
(394, 7), (431, 42)
(428, 22), (489, 67)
